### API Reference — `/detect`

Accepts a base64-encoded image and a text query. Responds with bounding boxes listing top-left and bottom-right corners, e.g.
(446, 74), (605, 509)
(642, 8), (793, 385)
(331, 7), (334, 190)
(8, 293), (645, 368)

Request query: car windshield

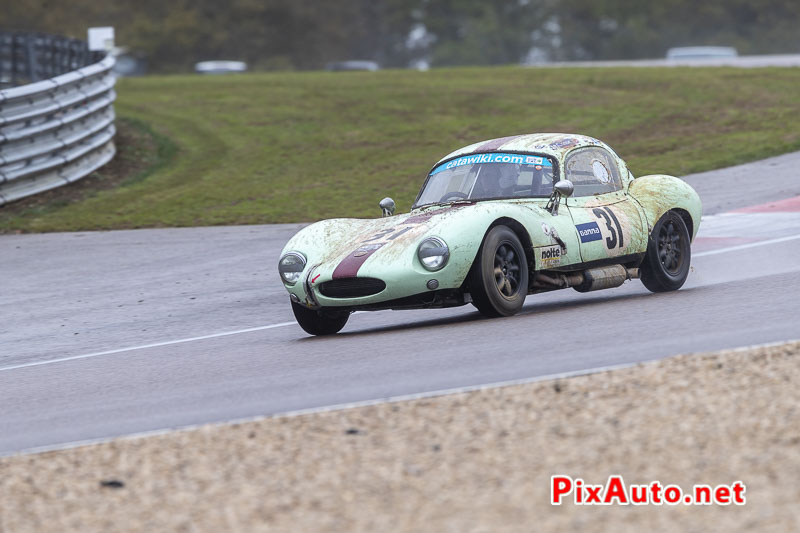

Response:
(414, 152), (556, 207)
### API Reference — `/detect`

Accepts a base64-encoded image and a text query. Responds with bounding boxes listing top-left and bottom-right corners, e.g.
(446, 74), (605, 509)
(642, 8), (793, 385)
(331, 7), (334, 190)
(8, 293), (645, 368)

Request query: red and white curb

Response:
(693, 195), (800, 254)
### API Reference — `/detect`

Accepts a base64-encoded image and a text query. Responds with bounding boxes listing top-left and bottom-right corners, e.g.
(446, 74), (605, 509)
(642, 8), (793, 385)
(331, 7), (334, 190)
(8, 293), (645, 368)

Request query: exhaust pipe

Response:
(574, 265), (638, 293)
(533, 266), (639, 292)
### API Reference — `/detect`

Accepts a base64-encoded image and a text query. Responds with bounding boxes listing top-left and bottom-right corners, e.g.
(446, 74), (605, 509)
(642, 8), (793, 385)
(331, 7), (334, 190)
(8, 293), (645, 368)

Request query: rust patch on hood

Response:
(402, 204), (469, 224)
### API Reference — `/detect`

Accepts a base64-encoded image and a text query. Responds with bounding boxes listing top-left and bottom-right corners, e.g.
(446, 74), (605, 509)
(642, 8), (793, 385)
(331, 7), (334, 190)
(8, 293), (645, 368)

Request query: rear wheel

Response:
(640, 211), (691, 292)
(291, 300), (350, 335)
(468, 225), (529, 317)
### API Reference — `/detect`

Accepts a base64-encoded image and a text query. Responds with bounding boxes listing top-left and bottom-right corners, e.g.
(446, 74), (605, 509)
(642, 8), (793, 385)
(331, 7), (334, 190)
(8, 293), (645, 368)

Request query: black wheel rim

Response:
(657, 220), (685, 275)
(493, 242), (521, 298)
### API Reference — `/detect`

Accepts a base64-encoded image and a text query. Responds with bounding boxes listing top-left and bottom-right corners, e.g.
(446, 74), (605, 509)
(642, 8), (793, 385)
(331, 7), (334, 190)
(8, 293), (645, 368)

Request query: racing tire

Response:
(291, 300), (350, 335)
(640, 211), (691, 293)
(468, 225), (529, 317)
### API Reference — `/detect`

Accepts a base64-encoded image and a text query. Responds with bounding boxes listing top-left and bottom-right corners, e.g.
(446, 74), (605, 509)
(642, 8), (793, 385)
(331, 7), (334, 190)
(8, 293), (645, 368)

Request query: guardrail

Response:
(0, 32), (116, 206)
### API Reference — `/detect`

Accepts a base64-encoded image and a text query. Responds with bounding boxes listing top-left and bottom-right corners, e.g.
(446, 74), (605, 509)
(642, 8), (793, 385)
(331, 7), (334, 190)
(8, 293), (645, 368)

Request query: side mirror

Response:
(553, 180), (574, 198)
(546, 180), (573, 216)
(379, 197), (395, 217)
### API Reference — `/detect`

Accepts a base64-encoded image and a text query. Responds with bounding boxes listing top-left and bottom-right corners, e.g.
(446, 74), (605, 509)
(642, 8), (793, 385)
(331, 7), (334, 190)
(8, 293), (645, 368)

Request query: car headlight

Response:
(417, 237), (449, 271)
(278, 252), (306, 285)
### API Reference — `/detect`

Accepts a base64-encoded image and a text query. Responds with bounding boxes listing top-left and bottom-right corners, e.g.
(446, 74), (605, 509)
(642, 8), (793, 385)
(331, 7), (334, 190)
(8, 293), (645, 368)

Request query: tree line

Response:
(3, 0), (798, 71)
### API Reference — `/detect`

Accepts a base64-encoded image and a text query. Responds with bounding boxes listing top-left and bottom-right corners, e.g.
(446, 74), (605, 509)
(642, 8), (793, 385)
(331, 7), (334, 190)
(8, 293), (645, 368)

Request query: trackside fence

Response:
(0, 31), (116, 205)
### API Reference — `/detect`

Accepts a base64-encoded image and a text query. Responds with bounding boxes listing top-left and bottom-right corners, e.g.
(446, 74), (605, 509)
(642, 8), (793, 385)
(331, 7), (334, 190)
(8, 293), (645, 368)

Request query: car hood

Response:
(283, 203), (477, 278)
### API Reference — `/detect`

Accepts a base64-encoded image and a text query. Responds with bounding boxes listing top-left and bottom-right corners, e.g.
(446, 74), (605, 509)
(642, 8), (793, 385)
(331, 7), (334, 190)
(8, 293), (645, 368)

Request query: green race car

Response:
(278, 133), (702, 335)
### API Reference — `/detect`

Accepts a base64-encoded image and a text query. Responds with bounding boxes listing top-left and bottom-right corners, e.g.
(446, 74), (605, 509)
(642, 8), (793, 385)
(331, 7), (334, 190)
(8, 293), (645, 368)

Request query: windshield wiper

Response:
(417, 199), (477, 210)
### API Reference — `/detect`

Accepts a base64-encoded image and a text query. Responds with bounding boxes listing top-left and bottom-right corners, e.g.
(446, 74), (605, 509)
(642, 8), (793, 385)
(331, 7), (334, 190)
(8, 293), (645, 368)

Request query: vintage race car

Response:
(278, 133), (701, 335)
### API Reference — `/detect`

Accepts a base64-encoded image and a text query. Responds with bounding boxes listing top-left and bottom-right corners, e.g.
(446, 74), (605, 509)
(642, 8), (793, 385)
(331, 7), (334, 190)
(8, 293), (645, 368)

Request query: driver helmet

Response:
(480, 163), (519, 196)
(497, 164), (518, 190)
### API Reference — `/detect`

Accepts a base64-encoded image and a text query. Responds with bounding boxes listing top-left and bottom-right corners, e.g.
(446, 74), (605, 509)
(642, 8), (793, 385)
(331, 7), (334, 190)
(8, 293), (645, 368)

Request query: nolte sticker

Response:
(539, 244), (561, 268)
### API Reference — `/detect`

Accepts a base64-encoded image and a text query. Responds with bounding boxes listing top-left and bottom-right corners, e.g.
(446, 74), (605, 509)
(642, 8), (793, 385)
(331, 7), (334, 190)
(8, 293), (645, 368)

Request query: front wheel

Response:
(640, 211), (691, 293)
(291, 300), (350, 335)
(468, 225), (529, 317)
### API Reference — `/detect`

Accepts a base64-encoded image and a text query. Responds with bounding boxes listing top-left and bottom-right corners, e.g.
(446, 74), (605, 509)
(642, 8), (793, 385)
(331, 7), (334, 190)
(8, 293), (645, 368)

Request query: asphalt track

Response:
(1, 152), (800, 455)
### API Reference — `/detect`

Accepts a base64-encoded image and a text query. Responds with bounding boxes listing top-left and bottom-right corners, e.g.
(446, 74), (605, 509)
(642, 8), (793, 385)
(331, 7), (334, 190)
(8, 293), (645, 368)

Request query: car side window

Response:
(564, 147), (622, 196)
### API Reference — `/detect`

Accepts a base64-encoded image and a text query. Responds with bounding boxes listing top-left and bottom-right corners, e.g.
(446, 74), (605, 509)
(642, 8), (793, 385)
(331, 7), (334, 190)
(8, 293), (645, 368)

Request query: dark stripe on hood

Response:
(331, 244), (384, 279)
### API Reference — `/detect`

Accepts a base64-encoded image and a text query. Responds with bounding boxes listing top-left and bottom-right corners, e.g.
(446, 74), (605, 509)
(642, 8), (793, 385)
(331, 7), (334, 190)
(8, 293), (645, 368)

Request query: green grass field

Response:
(2, 66), (800, 232)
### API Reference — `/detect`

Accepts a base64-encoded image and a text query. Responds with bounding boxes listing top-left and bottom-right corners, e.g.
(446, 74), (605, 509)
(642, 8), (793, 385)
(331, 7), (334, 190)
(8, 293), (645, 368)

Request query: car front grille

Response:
(319, 277), (386, 298)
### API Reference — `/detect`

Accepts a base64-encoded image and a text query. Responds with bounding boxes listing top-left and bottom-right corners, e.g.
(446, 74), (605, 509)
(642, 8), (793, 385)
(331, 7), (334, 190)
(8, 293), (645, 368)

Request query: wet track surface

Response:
(1, 152), (800, 454)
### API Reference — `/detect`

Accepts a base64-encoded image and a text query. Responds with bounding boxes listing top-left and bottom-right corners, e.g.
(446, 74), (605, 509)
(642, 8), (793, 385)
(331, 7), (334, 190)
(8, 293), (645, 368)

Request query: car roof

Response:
(666, 46), (738, 59)
(194, 60), (248, 73)
(434, 133), (613, 167)
(325, 60), (380, 71)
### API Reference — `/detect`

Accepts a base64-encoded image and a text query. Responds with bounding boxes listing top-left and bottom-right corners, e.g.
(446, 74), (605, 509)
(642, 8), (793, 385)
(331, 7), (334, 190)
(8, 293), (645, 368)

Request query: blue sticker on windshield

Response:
(431, 152), (553, 176)
(576, 222), (602, 243)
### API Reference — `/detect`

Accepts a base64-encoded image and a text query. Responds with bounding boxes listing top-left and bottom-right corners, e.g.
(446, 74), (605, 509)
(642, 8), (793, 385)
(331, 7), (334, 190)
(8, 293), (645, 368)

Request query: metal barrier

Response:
(0, 32), (116, 206)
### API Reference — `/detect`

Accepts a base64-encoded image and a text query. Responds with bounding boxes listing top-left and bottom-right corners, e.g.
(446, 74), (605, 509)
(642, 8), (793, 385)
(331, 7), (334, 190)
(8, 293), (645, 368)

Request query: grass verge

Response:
(1, 66), (800, 232)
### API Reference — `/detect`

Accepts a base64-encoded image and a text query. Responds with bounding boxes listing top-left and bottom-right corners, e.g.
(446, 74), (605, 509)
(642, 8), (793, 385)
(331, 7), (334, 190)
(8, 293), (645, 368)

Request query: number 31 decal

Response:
(592, 207), (624, 249)
(363, 226), (413, 243)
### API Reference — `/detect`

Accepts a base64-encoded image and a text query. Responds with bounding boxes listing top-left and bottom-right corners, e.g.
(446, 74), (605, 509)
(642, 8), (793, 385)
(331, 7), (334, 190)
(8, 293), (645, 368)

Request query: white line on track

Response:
(2, 233), (798, 374)
(693, 233), (800, 257)
(0, 321), (297, 373)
